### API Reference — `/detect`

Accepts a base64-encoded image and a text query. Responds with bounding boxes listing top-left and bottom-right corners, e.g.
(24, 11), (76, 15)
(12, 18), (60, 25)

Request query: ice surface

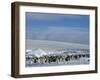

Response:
(25, 40), (90, 67)
(26, 40), (89, 50)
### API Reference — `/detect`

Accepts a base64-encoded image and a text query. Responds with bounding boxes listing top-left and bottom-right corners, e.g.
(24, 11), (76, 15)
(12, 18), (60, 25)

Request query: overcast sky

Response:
(25, 12), (89, 45)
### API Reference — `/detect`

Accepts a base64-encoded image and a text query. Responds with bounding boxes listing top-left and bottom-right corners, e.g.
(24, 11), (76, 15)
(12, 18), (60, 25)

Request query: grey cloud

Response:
(26, 26), (89, 45)
(26, 12), (85, 21)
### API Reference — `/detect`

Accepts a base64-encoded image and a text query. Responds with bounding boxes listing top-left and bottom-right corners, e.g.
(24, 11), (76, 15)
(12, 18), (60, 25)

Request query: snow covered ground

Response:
(26, 40), (89, 50)
(25, 40), (90, 67)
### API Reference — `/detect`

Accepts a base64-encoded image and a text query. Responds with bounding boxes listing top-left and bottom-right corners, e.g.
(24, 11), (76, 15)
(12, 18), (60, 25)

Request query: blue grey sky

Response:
(26, 12), (89, 45)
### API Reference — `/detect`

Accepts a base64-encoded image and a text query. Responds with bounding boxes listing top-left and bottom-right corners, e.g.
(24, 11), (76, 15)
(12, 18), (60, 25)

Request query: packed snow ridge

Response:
(26, 40), (89, 57)
(26, 39), (89, 50)
(26, 49), (47, 57)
